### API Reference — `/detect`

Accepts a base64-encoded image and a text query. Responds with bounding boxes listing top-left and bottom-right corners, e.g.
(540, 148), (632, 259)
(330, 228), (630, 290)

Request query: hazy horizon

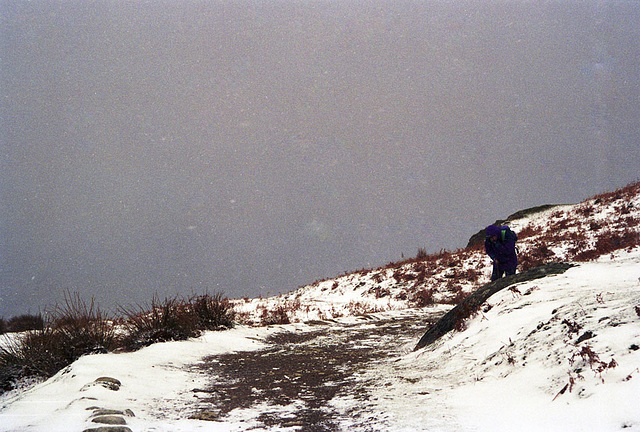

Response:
(2, 0), (639, 317)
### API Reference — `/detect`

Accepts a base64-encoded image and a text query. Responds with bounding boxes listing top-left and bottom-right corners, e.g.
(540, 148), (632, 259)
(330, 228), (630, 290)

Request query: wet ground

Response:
(191, 310), (444, 431)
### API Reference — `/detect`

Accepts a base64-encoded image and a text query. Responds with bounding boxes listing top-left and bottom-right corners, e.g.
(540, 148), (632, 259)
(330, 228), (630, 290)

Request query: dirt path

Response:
(191, 310), (444, 431)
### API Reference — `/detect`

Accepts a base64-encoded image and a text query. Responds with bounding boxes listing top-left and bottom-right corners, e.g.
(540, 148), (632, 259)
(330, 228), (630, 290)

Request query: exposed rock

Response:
(466, 204), (560, 248)
(82, 427), (132, 432)
(189, 409), (220, 421)
(88, 408), (135, 417)
(91, 415), (127, 425)
(94, 377), (121, 391)
(81, 377), (121, 392)
(414, 262), (575, 350)
(576, 331), (596, 344)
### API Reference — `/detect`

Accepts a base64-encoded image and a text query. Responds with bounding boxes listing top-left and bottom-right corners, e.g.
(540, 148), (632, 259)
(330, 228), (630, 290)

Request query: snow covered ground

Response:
(345, 249), (640, 432)
(0, 325), (276, 431)
(2, 183), (639, 431)
(1, 248), (639, 431)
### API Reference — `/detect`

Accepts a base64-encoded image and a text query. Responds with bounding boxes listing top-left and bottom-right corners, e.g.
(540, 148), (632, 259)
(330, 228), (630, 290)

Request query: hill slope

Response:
(345, 248), (640, 431)
(1, 181), (639, 431)
(1, 244), (639, 431)
(235, 181), (640, 326)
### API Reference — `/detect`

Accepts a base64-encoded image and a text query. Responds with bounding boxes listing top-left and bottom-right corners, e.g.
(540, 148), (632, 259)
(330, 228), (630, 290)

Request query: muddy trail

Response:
(190, 310), (444, 431)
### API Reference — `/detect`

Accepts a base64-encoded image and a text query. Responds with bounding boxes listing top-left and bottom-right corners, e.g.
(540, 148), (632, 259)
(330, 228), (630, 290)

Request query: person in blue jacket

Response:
(484, 224), (518, 281)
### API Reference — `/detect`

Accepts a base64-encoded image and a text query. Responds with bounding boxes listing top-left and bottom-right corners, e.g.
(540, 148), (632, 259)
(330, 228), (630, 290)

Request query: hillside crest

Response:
(234, 181), (640, 326)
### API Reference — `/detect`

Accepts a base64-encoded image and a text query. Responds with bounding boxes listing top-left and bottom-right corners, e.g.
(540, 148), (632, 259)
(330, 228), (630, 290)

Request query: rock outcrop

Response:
(414, 262), (575, 351)
(466, 204), (560, 248)
(80, 377), (135, 432)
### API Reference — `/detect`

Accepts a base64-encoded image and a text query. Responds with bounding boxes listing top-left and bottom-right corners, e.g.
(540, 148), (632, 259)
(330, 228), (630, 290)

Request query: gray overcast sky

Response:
(1, 0), (639, 317)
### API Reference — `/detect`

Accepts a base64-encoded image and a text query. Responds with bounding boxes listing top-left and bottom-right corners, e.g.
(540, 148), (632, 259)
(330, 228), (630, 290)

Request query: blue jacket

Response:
(484, 225), (518, 270)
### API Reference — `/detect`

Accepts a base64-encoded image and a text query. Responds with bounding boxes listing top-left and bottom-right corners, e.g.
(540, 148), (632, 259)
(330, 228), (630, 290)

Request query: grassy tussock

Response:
(119, 293), (235, 351)
(0, 314), (44, 334)
(0, 292), (234, 394)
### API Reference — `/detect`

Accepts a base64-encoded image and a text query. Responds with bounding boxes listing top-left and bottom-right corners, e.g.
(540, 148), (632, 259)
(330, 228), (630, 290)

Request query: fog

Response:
(1, 0), (639, 317)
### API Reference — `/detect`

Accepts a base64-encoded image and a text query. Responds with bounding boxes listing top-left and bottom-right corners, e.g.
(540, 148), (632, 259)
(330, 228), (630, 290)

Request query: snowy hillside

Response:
(1, 250), (639, 431)
(1, 181), (639, 431)
(346, 249), (640, 431)
(235, 181), (640, 326)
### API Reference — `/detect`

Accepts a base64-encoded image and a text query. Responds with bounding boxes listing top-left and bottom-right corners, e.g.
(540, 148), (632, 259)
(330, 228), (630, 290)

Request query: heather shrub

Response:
(550, 210), (565, 219)
(416, 247), (429, 260)
(622, 216), (640, 229)
(512, 222), (539, 239)
(119, 296), (198, 351)
(1, 327), (65, 391)
(595, 228), (640, 253)
(381, 247), (457, 272)
(119, 292), (236, 350)
(576, 203), (594, 217)
(588, 220), (603, 231)
(1, 314), (44, 334)
(592, 180), (640, 204)
(256, 299), (307, 325)
(0, 294), (116, 393)
(463, 268), (481, 283)
(190, 293), (236, 330)
(347, 300), (382, 316)
(1, 291), (236, 394)
(392, 268), (410, 282)
(518, 242), (558, 271)
(444, 286), (467, 305)
(569, 344), (617, 380)
(571, 248), (600, 262)
(259, 304), (291, 325)
(52, 293), (118, 354)
(411, 288), (435, 308)
(573, 228), (640, 262)
(549, 217), (573, 231)
(452, 301), (481, 332)
(368, 286), (391, 298)
(371, 272), (385, 283)
(394, 291), (408, 301)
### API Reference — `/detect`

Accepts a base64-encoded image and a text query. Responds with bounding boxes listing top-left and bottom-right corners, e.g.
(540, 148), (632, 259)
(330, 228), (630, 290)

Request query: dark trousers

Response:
(491, 262), (516, 281)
